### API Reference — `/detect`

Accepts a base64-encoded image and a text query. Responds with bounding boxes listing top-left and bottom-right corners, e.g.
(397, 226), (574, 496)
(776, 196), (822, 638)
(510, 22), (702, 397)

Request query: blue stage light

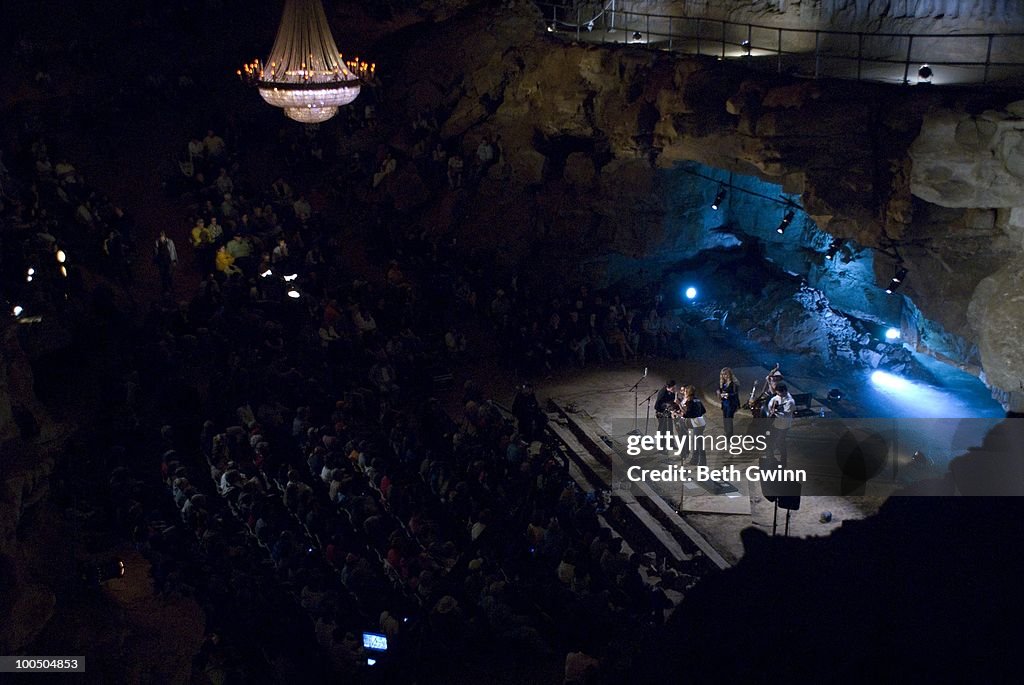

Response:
(685, 287), (697, 300)
(870, 370), (910, 391)
(885, 327), (900, 341)
(711, 187), (726, 210)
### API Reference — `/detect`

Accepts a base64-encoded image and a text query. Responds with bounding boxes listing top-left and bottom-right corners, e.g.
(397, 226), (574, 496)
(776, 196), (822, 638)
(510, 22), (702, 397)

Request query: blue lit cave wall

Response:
(597, 162), (978, 375)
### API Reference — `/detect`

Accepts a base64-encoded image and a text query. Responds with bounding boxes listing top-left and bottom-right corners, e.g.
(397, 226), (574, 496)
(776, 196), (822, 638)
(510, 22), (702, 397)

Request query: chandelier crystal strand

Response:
(252, 0), (366, 123)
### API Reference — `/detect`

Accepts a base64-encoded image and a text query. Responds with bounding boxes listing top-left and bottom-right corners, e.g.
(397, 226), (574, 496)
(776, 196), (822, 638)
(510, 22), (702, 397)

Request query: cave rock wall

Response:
(386, 2), (1022, 406)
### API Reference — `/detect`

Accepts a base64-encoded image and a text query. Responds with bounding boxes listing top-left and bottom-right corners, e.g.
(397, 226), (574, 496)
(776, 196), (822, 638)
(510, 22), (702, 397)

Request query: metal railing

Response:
(536, 1), (1024, 86)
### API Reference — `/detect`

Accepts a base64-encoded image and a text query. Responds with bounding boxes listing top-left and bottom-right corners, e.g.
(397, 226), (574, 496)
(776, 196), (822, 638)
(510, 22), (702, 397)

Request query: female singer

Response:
(680, 385), (708, 467)
(719, 367), (740, 438)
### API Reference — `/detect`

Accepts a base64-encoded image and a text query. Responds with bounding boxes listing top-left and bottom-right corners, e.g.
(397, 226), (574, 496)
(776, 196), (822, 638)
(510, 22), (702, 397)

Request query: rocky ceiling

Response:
(373, 2), (1022, 409)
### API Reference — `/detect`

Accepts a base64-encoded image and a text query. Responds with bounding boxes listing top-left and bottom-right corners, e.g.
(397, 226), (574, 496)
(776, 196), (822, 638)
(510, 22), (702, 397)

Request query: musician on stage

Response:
(767, 383), (795, 466)
(719, 367), (740, 438)
(679, 385), (708, 466)
(750, 364), (783, 418)
(654, 379), (678, 435)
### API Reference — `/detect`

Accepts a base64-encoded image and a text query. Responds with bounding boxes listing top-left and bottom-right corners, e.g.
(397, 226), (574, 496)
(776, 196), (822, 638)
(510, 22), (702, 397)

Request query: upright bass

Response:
(741, 363), (780, 416)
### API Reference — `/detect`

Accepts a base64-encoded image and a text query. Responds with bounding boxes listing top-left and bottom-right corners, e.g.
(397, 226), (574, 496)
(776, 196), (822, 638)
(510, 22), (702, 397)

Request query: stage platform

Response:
(547, 406), (732, 570)
(551, 400), (752, 519)
(539, 364), (891, 563)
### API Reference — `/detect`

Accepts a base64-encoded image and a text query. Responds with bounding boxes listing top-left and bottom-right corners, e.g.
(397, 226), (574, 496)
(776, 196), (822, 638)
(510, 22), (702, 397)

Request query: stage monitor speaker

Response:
(759, 456), (801, 505)
(777, 493), (801, 511)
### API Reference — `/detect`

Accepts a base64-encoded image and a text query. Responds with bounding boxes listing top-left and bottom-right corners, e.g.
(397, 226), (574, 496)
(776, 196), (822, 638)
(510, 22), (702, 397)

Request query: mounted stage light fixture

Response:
(824, 238), (842, 260)
(741, 39), (752, 54)
(711, 186), (726, 211)
(776, 210), (795, 234)
(677, 166), (804, 230)
(917, 64), (933, 83)
(885, 264), (908, 294)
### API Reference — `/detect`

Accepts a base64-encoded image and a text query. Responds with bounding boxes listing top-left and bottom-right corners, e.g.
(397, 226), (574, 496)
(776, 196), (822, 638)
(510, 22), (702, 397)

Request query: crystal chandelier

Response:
(240, 0), (374, 124)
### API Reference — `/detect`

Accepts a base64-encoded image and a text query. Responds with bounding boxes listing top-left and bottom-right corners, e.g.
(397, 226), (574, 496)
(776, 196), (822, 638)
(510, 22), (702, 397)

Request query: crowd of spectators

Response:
(3, 83), (697, 682)
(1, 122), (137, 314)
(125, 114), (688, 680)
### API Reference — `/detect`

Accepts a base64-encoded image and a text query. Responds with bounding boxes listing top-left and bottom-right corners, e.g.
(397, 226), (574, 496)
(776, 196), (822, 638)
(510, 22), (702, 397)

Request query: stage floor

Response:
(541, 363), (889, 563)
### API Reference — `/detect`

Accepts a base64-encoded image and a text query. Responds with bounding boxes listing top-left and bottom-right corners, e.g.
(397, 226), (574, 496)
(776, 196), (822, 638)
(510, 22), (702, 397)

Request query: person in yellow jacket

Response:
(190, 218), (211, 247)
(215, 245), (241, 276)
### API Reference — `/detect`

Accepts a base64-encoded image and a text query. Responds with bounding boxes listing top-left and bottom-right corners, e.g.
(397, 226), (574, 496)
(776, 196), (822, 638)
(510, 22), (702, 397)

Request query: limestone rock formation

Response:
(968, 257), (1024, 411)
(910, 105), (1024, 208)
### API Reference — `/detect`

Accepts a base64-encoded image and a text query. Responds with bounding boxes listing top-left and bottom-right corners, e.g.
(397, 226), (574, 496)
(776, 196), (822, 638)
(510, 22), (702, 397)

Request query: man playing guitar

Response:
(655, 379), (678, 434)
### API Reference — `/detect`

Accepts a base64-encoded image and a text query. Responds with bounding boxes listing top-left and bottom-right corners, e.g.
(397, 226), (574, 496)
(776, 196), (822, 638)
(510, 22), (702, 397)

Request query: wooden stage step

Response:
(548, 401), (732, 570)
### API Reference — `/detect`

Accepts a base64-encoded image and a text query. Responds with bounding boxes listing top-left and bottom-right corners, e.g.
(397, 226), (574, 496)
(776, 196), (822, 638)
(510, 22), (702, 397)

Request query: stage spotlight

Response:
(27, 268), (35, 276)
(917, 64), (933, 83)
(56, 249), (67, 263)
(885, 265), (907, 294)
(283, 273), (298, 282)
(287, 288), (301, 299)
(776, 210), (795, 234)
(885, 327), (901, 341)
(711, 186), (726, 210)
(684, 286), (697, 300)
(586, 20), (594, 32)
(741, 39), (751, 53)
(60, 265), (68, 278)
(632, 31), (643, 41)
(260, 268), (273, 278)
(824, 238), (842, 260)
(547, 23), (555, 32)
(12, 305), (23, 317)
(870, 370), (911, 391)
(827, 388), (843, 401)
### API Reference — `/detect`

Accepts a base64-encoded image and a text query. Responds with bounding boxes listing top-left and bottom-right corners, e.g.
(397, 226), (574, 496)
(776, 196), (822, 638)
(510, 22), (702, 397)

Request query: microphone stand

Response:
(626, 369), (647, 436)
(641, 388), (659, 435)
